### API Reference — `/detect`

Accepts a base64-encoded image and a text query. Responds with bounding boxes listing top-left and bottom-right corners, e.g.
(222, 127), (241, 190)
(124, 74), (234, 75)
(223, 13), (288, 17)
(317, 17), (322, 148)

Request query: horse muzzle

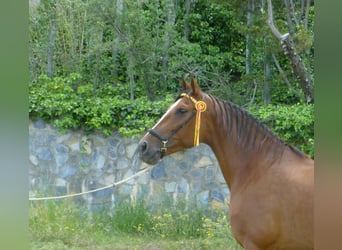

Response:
(138, 140), (163, 165)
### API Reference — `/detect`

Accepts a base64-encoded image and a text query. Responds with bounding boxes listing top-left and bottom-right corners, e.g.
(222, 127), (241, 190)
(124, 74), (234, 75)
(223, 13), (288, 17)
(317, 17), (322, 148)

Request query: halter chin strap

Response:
(148, 93), (207, 156)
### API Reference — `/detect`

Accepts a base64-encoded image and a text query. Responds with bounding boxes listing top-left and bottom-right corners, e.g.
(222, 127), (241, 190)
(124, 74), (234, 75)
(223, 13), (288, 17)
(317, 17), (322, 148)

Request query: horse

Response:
(138, 76), (314, 250)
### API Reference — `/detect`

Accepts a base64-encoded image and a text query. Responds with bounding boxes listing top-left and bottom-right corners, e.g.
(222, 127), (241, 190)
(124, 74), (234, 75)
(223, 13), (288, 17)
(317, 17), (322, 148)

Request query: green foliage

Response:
(29, 74), (174, 137)
(248, 103), (314, 158)
(29, 0), (314, 156)
(29, 0), (314, 105)
(29, 73), (314, 158)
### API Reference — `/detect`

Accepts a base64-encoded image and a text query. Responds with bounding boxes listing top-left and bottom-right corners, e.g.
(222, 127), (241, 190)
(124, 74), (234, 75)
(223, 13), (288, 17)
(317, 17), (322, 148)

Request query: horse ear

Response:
(190, 75), (200, 95)
(181, 76), (191, 91)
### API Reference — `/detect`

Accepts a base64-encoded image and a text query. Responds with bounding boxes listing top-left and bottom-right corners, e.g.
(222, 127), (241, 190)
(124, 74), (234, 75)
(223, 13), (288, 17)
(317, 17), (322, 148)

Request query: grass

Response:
(29, 199), (242, 250)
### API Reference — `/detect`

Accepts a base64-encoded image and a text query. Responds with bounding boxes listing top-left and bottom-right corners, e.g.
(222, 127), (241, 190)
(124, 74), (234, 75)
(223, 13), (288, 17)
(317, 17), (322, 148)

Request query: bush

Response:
(29, 74), (174, 137)
(29, 73), (314, 157)
(248, 103), (314, 158)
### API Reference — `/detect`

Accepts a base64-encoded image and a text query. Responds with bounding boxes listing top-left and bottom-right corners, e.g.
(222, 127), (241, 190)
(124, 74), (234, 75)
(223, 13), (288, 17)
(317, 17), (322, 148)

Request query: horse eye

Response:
(177, 108), (187, 114)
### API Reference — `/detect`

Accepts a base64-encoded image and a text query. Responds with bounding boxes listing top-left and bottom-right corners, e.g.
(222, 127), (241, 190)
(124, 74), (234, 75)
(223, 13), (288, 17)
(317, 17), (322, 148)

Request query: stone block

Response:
(80, 155), (90, 167)
(35, 134), (45, 146)
(69, 139), (80, 152)
(104, 174), (115, 186)
(190, 168), (202, 179)
(55, 144), (69, 154)
(93, 135), (107, 147)
(29, 155), (39, 166)
(191, 182), (202, 194)
(178, 161), (191, 172)
(95, 154), (106, 169)
(92, 188), (112, 199)
(123, 169), (135, 185)
(56, 178), (67, 187)
(116, 158), (130, 170)
(217, 169), (226, 183)
(210, 189), (225, 203)
(108, 137), (120, 147)
(194, 156), (212, 168)
(131, 156), (140, 173)
(36, 147), (53, 161)
(126, 143), (137, 159)
(32, 119), (46, 129)
(196, 190), (209, 207)
(205, 167), (215, 180)
(81, 136), (92, 154)
(104, 163), (115, 174)
(46, 134), (56, 145)
(118, 144), (126, 156)
(165, 182), (177, 193)
(56, 154), (69, 167)
(119, 184), (133, 196)
(137, 173), (148, 185)
(56, 133), (71, 144)
(177, 178), (189, 194)
(151, 162), (167, 180)
(108, 147), (117, 160)
(60, 165), (78, 178)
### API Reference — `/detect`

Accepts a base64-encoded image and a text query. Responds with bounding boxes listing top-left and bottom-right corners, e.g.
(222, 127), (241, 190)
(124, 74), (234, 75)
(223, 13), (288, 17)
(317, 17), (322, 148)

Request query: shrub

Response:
(29, 74), (174, 137)
(29, 73), (314, 157)
(248, 103), (314, 158)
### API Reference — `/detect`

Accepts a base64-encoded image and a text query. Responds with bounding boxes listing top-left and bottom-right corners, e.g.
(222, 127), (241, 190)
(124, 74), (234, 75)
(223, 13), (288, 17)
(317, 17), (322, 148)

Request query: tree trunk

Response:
(246, 0), (254, 75)
(184, 0), (191, 40)
(272, 53), (302, 99)
(284, 0), (295, 35)
(112, 0), (123, 85)
(128, 51), (135, 100)
(304, 0), (311, 30)
(267, 0), (314, 103)
(264, 37), (272, 105)
(161, 0), (176, 85)
(47, 19), (56, 78)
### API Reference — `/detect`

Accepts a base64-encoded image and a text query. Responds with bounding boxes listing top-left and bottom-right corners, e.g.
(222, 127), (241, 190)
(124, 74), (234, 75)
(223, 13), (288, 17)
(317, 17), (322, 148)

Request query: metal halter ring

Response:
(160, 140), (168, 153)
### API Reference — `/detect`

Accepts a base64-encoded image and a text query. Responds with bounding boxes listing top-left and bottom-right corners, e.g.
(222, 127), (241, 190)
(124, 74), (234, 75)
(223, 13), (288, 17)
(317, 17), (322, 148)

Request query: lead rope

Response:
(29, 166), (152, 201)
(180, 93), (207, 146)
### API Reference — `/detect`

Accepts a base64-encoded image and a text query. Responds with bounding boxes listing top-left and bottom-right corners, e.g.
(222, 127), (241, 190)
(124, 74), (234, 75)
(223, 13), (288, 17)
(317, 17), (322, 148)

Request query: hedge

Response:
(29, 74), (314, 157)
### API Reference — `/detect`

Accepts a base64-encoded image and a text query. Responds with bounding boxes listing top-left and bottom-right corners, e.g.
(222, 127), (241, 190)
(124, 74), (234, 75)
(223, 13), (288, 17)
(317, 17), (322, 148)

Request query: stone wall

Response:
(29, 119), (230, 211)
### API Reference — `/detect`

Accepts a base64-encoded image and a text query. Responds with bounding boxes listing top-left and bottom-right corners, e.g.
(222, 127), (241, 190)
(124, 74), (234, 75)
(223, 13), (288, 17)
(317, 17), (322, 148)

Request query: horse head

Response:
(139, 76), (208, 165)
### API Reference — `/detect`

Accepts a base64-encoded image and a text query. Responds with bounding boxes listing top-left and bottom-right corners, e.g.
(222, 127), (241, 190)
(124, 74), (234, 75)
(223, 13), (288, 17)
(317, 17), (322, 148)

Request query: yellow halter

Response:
(180, 93), (207, 146)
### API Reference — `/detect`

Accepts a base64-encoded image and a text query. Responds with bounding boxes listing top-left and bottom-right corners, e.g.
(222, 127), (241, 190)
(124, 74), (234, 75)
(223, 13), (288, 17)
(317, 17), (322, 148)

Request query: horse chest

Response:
(229, 188), (281, 248)
(229, 172), (313, 250)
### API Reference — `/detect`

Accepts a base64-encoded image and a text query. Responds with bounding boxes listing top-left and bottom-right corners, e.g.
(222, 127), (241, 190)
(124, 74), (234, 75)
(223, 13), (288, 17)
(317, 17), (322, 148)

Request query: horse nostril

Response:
(140, 141), (148, 154)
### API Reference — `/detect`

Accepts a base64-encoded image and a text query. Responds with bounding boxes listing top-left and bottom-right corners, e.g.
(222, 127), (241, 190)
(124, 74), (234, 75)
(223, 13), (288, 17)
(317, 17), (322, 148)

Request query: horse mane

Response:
(206, 94), (306, 160)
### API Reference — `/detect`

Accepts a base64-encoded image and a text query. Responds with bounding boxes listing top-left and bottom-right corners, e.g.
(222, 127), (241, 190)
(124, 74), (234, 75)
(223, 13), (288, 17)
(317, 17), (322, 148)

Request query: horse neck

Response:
(202, 96), (286, 190)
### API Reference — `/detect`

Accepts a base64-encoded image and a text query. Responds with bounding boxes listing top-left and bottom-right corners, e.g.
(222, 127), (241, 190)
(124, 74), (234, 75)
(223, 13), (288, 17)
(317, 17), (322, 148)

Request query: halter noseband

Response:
(148, 93), (207, 156)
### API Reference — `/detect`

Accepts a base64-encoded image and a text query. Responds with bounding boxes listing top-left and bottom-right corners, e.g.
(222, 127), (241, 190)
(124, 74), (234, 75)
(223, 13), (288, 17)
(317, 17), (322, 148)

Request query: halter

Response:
(148, 93), (207, 156)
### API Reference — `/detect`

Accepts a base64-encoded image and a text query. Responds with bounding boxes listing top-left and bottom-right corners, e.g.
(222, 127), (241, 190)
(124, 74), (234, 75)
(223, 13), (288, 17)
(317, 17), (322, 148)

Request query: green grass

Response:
(29, 199), (242, 250)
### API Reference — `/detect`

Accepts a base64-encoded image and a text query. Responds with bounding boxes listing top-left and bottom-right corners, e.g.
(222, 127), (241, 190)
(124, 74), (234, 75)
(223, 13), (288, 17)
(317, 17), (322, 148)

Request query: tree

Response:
(29, 0), (314, 105)
(266, 0), (314, 103)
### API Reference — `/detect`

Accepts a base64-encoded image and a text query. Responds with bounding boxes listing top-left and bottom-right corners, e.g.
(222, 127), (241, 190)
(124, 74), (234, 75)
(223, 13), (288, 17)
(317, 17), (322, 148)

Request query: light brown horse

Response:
(139, 76), (314, 250)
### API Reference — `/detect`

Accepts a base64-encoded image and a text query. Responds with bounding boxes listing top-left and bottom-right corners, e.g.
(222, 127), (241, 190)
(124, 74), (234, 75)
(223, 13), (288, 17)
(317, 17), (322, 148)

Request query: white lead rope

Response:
(29, 166), (153, 201)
